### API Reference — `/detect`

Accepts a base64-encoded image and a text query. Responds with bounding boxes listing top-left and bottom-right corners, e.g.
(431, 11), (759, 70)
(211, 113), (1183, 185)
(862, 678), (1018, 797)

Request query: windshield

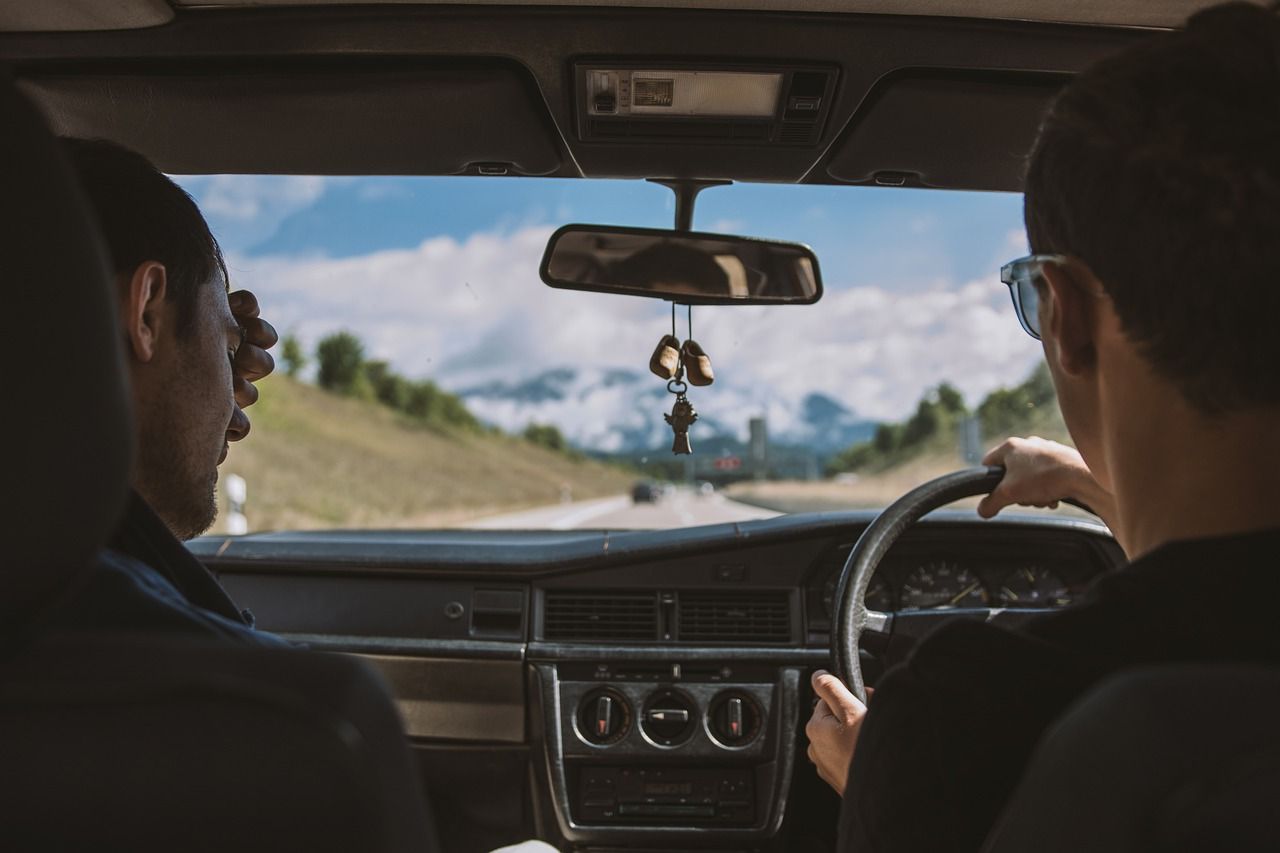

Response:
(177, 175), (1067, 533)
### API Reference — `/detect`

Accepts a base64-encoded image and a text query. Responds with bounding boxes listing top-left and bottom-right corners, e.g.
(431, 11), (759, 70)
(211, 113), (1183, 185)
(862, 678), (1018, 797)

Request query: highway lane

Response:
(468, 487), (779, 530)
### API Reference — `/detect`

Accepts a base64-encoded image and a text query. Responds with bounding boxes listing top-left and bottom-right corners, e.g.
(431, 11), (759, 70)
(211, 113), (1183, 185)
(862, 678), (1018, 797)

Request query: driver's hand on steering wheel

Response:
(806, 670), (872, 796)
(979, 436), (1119, 534)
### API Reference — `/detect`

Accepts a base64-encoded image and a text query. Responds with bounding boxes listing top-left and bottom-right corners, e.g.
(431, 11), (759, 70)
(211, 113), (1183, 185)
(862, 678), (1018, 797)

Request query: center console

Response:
(532, 657), (803, 850)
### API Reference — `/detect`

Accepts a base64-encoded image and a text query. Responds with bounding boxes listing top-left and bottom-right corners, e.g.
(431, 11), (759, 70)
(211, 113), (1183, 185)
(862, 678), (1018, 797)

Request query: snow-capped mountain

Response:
(456, 366), (875, 456)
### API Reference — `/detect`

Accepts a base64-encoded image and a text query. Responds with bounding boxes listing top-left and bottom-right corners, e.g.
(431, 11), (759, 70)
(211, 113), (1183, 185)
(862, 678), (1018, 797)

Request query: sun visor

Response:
(825, 72), (1066, 192)
(18, 62), (563, 176)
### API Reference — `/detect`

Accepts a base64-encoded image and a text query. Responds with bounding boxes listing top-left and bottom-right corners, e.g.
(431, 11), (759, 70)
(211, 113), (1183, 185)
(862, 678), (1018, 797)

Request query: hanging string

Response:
(672, 301), (677, 340)
(687, 303), (693, 342)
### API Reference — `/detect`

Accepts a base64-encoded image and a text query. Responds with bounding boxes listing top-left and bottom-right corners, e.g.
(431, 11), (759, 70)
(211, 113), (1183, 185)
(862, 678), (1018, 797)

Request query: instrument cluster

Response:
(815, 538), (1105, 619)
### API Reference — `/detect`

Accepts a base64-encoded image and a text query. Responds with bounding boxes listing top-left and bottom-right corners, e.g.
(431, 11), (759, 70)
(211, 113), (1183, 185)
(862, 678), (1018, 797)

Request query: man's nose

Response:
(227, 405), (251, 442)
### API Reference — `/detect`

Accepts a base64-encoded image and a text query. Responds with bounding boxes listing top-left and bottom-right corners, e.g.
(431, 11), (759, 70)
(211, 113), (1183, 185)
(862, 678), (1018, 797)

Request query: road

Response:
(467, 487), (780, 530)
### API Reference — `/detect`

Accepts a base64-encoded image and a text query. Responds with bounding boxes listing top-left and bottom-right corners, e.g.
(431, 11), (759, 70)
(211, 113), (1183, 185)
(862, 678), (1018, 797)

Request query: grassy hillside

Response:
(727, 404), (1075, 512)
(211, 374), (631, 533)
(727, 377), (1075, 514)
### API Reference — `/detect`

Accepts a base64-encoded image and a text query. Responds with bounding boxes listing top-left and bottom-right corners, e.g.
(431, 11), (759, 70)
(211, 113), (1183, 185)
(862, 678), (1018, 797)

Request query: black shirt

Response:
(41, 490), (287, 647)
(838, 528), (1280, 853)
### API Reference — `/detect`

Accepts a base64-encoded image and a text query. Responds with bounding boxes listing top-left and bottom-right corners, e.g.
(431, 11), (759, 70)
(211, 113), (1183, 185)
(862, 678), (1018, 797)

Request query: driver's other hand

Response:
(806, 669), (872, 797)
(978, 436), (1091, 519)
(229, 289), (278, 409)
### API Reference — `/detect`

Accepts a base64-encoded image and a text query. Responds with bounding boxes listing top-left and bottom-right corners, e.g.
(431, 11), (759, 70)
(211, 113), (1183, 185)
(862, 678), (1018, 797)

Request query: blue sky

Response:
(177, 174), (1043, 439)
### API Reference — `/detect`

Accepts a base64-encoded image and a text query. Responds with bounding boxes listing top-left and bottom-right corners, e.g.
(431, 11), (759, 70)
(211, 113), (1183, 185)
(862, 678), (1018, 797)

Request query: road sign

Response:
(713, 456), (743, 471)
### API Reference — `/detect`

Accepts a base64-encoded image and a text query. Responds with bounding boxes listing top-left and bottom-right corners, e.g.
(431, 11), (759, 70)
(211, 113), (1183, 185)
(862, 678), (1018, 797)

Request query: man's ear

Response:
(120, 261), (169, 364)
(1040, 263), (1098, 378)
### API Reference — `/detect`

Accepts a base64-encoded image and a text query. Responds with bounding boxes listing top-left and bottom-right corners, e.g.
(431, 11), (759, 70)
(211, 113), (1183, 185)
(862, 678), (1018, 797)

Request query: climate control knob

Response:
(708, 691), (762, 747)
(577, 688), (630, 746)
(641, 689), (697, 747)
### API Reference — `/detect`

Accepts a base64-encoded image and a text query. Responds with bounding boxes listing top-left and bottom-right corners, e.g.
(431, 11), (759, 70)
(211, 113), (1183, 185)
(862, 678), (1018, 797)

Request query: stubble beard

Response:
(134, 393), (220, 542)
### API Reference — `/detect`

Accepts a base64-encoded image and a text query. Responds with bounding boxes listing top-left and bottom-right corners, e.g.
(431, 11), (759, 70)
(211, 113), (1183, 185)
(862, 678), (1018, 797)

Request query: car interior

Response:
(2, 1), (1276, 851)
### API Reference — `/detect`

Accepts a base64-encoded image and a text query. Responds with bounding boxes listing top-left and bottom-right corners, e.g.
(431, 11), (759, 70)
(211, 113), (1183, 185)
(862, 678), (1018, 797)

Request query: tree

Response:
(935, 382), (967, 416)
(523, 423), (568, 452)
(281, 334), (307, 378)
(316, 331), (366, 395)
(363, 360), (410, 410)
(872, 423), (902, 455)
(405, 380), (442, 420)
(902, 397), (942, 447)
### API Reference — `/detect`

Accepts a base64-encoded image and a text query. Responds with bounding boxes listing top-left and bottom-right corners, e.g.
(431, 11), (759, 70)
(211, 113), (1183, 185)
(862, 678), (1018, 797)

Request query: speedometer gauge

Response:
(998, 566), (1073, 607)
(900, 561), (988, 610)
(865, 577), (894, 612)
(824, 573), (895, 615)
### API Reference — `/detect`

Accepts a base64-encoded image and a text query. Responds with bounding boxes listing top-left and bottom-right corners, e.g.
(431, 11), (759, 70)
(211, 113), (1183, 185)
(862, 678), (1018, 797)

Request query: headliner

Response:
(0, 0), (1262, 32)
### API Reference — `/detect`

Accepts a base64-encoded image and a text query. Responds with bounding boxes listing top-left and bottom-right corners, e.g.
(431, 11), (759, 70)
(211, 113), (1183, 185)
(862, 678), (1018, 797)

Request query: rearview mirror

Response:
(540, 224), (823, 305)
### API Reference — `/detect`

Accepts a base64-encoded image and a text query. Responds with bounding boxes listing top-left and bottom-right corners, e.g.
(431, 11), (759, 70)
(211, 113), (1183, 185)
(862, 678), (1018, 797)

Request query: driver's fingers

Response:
(982, 440), (1013, 466)
(811, 670), (865, 723)
(809, 697), (835, 724)
(977, 488), (1010, 519)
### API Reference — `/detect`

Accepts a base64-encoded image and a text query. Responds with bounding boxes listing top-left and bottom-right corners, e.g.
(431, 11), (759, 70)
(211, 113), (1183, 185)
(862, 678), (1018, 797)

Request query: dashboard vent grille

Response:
(677, 591), (791, 644)
(544, 592), (658, 641)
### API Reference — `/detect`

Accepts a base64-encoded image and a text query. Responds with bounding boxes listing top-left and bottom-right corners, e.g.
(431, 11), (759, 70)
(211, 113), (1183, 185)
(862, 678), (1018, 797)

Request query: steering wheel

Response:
(831, 466), (1094, 703)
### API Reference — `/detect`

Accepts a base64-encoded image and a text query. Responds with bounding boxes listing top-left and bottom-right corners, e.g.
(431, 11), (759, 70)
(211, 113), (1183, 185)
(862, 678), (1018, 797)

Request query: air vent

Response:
(544, 592), (658, 641)
(677, 591), (791, 644)
(778, 121), (816, 145)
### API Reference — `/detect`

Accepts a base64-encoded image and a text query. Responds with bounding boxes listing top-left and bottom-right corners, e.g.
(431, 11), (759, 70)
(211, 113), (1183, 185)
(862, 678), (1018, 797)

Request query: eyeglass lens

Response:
(1015, 276), (1041, 339)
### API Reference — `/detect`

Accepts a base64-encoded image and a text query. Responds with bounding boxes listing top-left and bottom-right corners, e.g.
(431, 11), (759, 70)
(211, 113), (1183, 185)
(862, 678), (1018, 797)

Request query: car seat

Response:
(0, 72), (440, 853)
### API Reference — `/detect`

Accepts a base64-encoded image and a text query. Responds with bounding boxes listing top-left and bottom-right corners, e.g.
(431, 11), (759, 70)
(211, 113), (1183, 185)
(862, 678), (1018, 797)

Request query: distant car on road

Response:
(631, 481), (659, 503)
(697, 480), (715, 496)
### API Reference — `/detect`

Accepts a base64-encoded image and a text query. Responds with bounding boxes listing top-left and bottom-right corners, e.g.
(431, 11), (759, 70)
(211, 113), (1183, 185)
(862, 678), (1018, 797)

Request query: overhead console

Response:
(575, 61), (837, 148)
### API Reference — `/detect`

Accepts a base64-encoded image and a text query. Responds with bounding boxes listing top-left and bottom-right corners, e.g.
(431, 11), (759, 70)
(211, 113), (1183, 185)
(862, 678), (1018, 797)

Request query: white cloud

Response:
(228, 226), (1046, 437)
(175, 175), (333, 253)
(196, 175), (327, 222)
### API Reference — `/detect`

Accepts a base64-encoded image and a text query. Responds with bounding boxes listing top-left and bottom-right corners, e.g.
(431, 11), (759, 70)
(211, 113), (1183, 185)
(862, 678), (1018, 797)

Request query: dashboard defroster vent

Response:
(544, 591), (658, 641)
(677, 591), (791, 644)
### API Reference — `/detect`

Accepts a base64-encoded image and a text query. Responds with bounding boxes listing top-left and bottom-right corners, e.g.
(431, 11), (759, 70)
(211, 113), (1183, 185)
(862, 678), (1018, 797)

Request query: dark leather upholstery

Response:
(983, 665), (1280, 852)
(0, 634), (438, 852)
(0, 74), (132, 631)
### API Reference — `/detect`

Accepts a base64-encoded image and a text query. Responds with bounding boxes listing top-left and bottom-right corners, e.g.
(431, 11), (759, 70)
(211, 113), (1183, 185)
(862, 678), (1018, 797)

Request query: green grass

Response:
(213, 374), (632, 532)
(728, 401), (1075, 514)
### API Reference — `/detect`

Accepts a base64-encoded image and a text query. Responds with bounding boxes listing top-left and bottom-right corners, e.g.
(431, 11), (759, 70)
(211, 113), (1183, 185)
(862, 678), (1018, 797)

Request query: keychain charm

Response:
(665, 380), (698, 455)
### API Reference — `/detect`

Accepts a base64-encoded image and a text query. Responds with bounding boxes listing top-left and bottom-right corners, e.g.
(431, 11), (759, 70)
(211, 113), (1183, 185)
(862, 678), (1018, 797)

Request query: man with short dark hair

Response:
(46, 138), (282, 643)
(805, 3), (1280, 851)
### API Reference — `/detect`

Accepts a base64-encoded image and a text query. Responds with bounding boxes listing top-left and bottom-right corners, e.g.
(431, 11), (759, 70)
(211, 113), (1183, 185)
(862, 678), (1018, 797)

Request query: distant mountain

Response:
(455, 366), (875, 462)
(793, 392), (878, 454)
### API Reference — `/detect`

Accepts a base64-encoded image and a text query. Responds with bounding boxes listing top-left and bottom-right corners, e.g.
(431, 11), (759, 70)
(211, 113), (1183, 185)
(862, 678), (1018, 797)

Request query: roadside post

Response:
(224, 473), (248, 535)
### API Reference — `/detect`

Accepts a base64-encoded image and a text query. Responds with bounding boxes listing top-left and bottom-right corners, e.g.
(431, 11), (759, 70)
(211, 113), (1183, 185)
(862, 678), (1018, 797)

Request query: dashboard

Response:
(193, 509), (1122, 852)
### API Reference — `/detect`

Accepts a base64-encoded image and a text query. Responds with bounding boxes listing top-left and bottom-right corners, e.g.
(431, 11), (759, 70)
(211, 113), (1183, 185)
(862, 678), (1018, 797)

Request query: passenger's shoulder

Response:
(47, 549), (291, 649)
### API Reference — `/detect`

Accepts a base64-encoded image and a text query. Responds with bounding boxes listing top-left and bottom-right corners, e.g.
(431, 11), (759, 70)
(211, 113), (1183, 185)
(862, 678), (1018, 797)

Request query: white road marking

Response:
(467, 488), (779, 530)
(466, 495), (632, 530)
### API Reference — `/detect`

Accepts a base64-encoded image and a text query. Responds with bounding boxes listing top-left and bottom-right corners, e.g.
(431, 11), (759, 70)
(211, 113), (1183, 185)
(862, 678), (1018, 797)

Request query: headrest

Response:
(0, 75), (132, 629)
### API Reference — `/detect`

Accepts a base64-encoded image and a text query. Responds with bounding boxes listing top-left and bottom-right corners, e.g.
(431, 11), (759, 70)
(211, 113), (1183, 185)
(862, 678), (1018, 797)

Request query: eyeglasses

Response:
(1000, 253), (1068, 340)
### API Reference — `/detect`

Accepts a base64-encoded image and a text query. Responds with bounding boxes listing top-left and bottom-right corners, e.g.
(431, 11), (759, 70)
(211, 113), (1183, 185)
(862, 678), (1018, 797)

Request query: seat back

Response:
(983, 664), (1280, 852)
(0, 73), (132, 633)
(0, 78), (438, 852)
(0, 634), (438, 853)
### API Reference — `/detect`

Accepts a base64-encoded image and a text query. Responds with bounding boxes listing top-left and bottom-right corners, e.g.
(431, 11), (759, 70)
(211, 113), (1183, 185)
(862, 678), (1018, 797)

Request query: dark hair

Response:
(60, 137), (226, 337)
(1024, 1), (1280, 413)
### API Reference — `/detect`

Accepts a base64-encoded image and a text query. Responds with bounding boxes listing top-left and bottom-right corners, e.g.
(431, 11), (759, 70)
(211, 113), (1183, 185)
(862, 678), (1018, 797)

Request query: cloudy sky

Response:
(176, 173), (1045, 435)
